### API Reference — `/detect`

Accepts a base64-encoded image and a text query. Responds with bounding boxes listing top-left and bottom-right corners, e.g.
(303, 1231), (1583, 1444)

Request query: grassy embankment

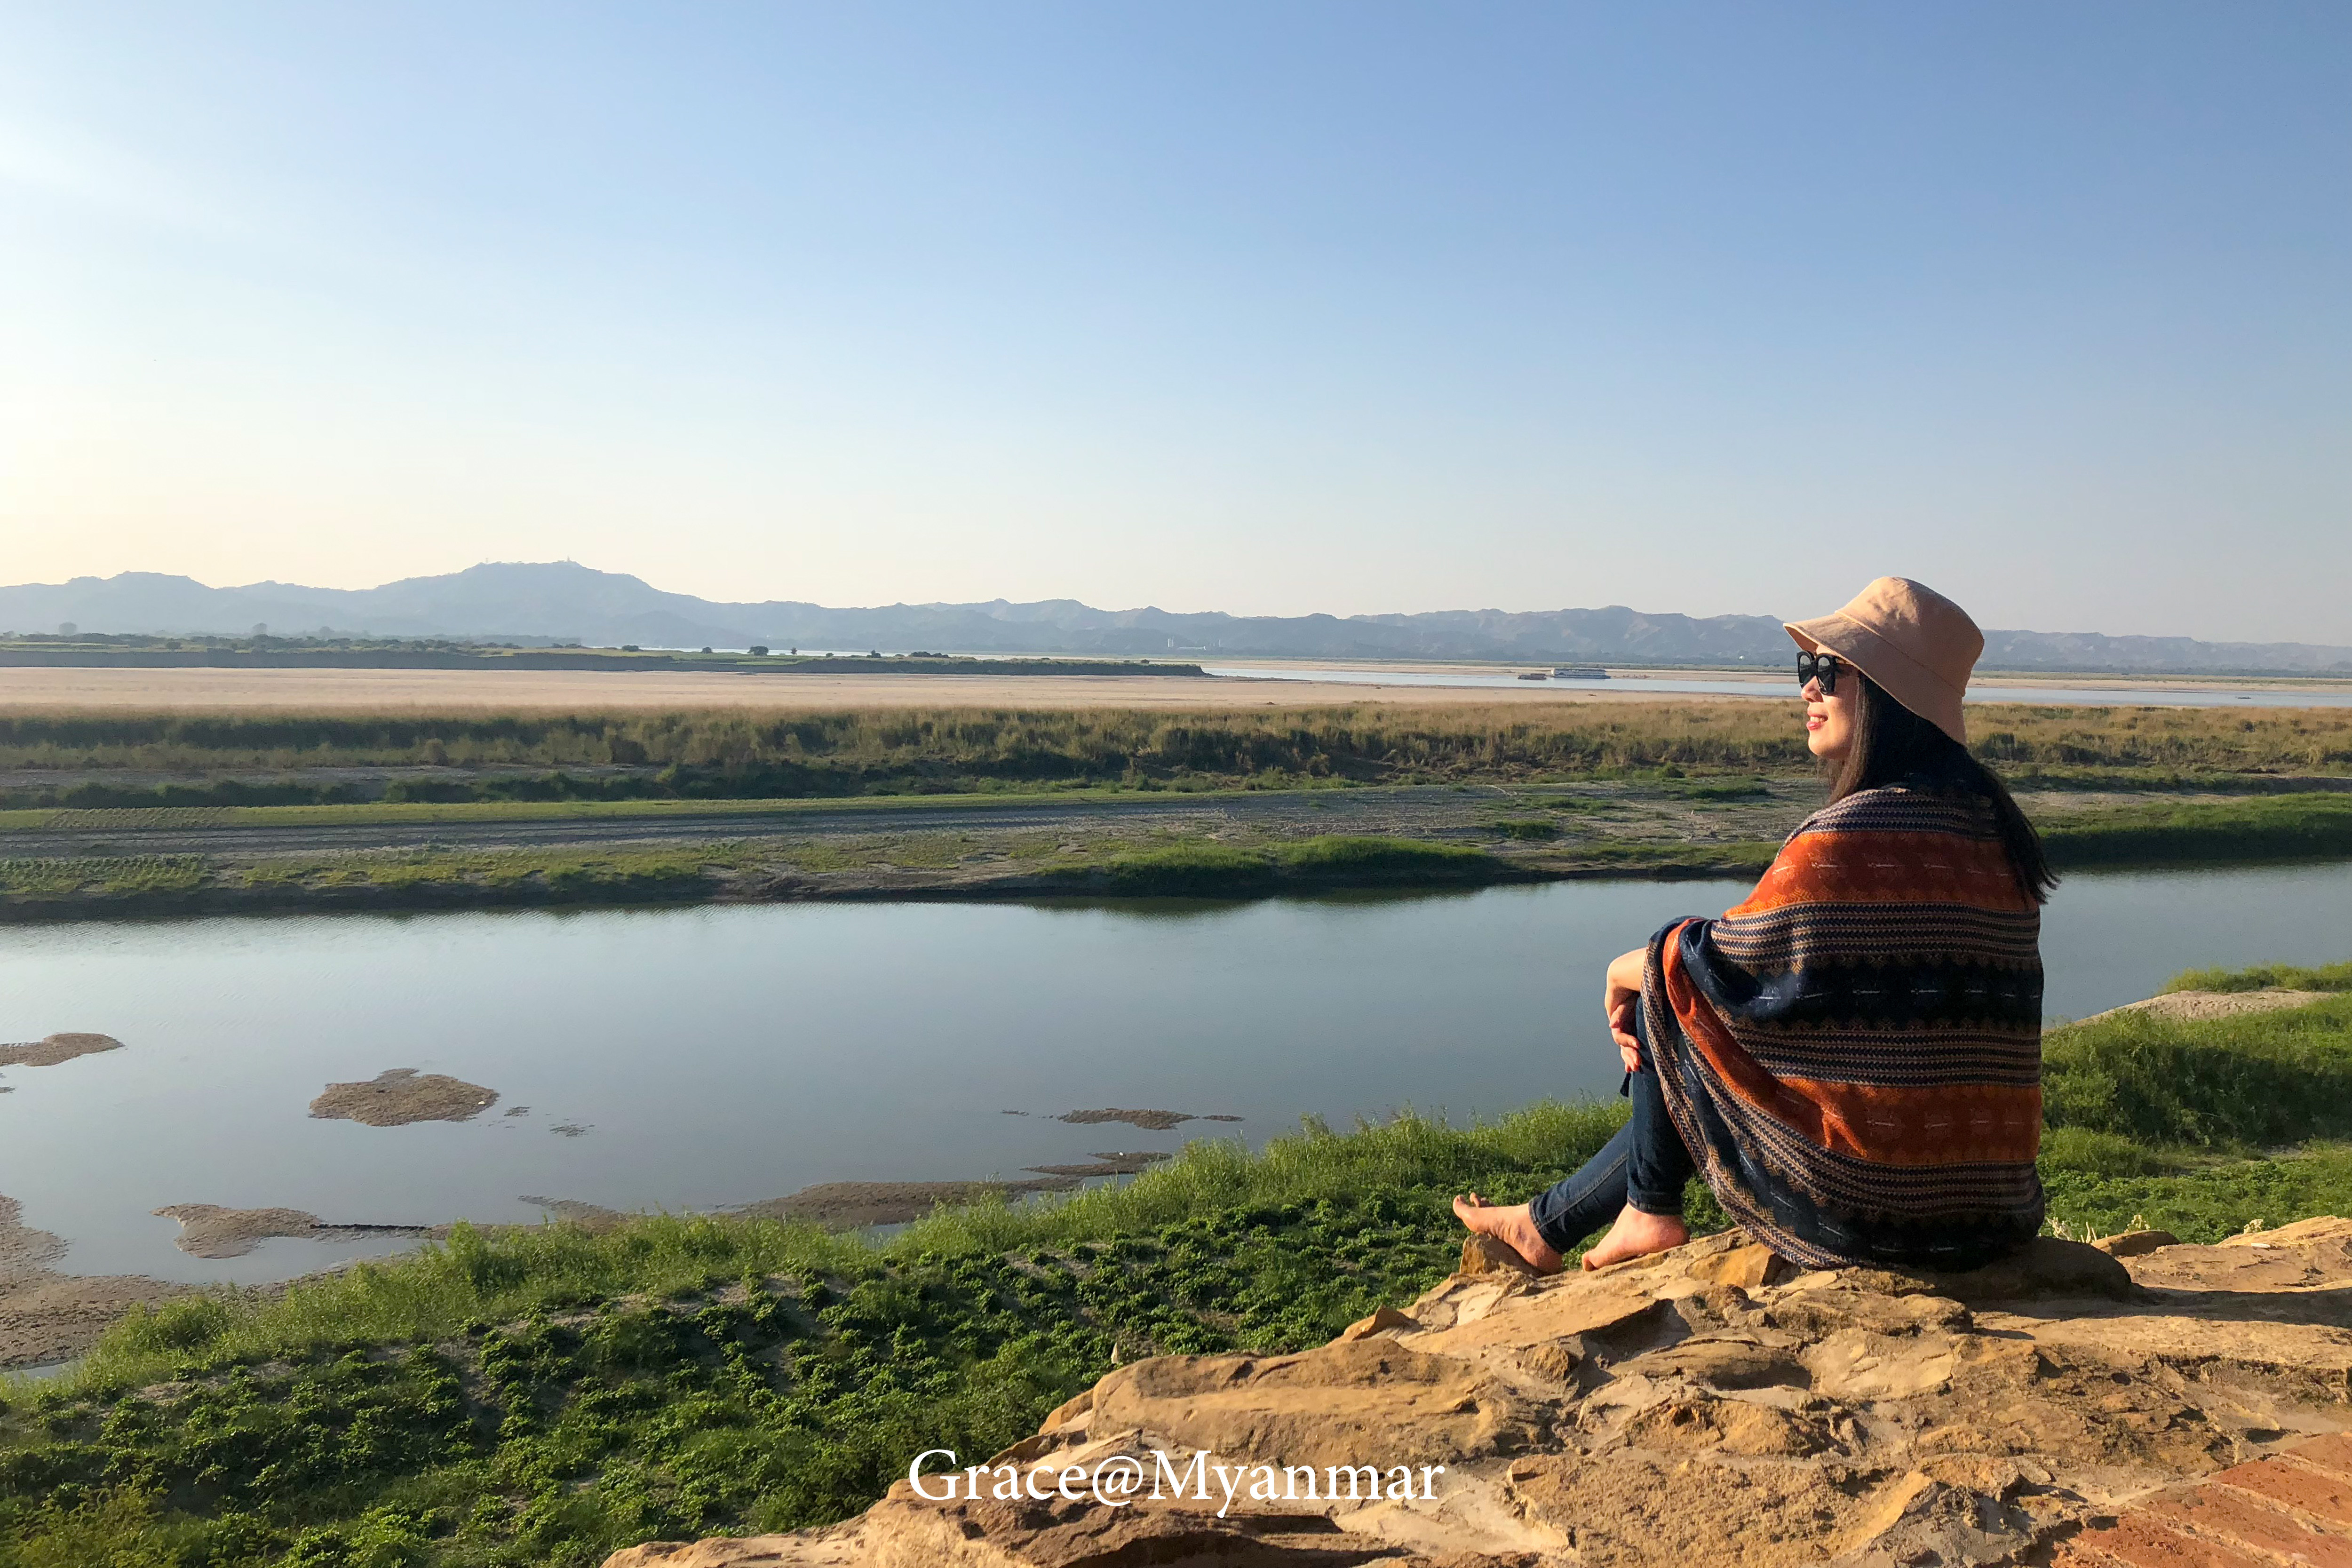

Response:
(5, 794), (2350, 917)
(4, 963), (2349, 1567)
(2, 704), (2349, 913)
(0, 835), (1519, 916)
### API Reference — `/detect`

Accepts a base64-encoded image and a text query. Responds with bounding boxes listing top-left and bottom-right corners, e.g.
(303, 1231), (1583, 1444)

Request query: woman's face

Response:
(1804, 655), (1860, 761)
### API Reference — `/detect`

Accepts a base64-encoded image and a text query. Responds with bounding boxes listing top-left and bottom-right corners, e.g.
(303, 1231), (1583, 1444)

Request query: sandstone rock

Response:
(1340, 1305), (1419, 1342)
(604, 1221), (2352, 1568)
(1086, 1336), (1544, 1470)
(1458, 1234), (1537, 1277)
(2091, 1229), (2179, 1258)
(1923, 1235), (2135, 1301)
(1686, 1240), (1782, 1289)
(1036, 1388), (1092, 1434)
(2220, 1215), (2352, 1249)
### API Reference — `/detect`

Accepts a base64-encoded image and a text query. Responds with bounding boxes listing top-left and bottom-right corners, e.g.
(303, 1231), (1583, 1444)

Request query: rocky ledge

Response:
(607, 1218), (2352, 1567)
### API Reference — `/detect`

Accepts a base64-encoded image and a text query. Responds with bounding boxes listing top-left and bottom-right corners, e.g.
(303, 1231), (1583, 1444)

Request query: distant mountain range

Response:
(6, 563), (2349, 674)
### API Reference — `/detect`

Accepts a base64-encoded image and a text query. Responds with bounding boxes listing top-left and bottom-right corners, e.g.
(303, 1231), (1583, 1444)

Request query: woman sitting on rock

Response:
(1457, 577), (2056, 1274)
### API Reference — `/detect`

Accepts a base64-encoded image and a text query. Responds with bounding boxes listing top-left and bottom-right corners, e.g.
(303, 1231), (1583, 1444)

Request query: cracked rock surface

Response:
(604, 1219), (2352, 1567)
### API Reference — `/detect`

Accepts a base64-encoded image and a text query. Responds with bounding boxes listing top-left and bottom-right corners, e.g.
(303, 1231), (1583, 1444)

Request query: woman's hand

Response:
(1604, 945), (1646, 1071)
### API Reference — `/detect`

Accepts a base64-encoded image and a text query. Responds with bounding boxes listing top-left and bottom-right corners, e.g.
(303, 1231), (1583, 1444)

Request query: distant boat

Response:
(1552, 666), (1609, 680)
(1517, 670), (1549, 680)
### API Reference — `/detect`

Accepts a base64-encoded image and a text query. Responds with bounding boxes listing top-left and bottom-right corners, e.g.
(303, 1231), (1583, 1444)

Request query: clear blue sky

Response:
(4, 3), (2347, 640)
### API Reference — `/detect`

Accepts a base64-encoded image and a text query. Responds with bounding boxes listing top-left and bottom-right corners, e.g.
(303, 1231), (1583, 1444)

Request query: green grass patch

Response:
(0, 789), (1262, 836)
(0, 846), (736, 914)
(1562, 839), (1782, 875)
(1666, 780), (1771, 802)
(2163, 959), (2352, 994)
(2043, 793), (2352, 868)
(0, 855), (208, 901)
(2041, 992), (2352, 1150)
(2042, 1142), (2352, 1244)
(267, 846), (733, 901)
(1093, 835), (1501, 893)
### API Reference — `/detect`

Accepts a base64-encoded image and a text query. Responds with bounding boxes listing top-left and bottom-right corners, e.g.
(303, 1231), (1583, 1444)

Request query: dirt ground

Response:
(0, 779), (1826, 863)
(518, 1196), (627, 1229)
(2082, 988), (2334, 1024)
(0, 1033), (123, 1068)
(0, 666), (1782, 711)
(1056, 1108), (1242, 1131)
(149, 1203), (439, 1259)
(309, 1068), (500, 1126)
(735, 1181), (1065, 1227)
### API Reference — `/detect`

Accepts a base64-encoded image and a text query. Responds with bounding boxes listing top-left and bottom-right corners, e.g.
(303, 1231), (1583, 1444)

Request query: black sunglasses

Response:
(1797, 651), (1843, 693)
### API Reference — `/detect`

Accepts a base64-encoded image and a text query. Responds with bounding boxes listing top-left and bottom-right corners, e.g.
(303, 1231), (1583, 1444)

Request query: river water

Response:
(1202, 665), (2352, 707)
(4, 863), (2349, 1286)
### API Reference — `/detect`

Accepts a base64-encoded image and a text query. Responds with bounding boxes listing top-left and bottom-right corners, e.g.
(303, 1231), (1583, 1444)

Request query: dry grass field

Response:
(2, 695), (2347, 779)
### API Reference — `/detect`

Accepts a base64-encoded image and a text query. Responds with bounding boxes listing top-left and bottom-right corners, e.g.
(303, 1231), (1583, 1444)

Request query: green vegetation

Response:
(2036, 963), (2352, 1238)
(2162, 958), (2352, 994)
(0, 831), (1802, 918)
(1669, 780), (1772, 802)
(4, 700), (2347, 809)
(1557, 839), (1780, 876)
(1093, 835), (1501, 893)
(2040, 1144), (2352, 1243)
(0, 788), (1226, 837)
(7, 977), (2352, 1565)
(2042, 992), (2352, 1149)
(0, 855), (207, 900)
(2041, 793), (2352, 868)
(0, 846), (735, 914)
(0, 836), (1528, 915)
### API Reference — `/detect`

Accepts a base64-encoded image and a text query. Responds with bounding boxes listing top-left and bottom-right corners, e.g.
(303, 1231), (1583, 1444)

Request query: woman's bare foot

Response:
(1451, 1193), (1564, 1274)
(1578, 1203), (1690, 1271)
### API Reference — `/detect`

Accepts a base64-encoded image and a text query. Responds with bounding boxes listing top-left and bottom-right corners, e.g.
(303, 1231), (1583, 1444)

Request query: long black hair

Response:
(1828, 672), (2057, 905)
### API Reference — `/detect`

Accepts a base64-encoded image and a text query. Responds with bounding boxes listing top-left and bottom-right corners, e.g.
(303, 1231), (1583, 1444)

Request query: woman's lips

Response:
(1805, 715), (1826, 730)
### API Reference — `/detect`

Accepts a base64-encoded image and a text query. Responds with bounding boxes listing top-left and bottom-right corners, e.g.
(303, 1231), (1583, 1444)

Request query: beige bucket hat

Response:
(1784, 577), (1981, 745)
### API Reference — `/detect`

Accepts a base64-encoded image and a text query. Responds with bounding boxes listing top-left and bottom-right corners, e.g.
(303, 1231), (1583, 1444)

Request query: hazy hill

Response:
(5, 563), (2349, 674)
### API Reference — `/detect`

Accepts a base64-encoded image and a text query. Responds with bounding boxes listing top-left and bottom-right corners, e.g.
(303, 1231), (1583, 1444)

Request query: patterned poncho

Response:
(1643, 780), (2045, 1271)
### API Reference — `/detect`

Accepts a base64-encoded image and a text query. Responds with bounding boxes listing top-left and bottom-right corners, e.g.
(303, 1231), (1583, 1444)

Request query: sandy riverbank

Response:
(0, 1195), (178, 1368)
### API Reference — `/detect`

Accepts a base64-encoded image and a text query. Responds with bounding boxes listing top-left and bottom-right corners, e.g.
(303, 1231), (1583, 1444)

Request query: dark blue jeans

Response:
(1528, 1006), (1697, 1254)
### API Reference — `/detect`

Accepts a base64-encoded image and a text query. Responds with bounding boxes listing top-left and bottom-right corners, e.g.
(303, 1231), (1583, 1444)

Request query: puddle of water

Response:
(1, 863), (2346, 1285)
